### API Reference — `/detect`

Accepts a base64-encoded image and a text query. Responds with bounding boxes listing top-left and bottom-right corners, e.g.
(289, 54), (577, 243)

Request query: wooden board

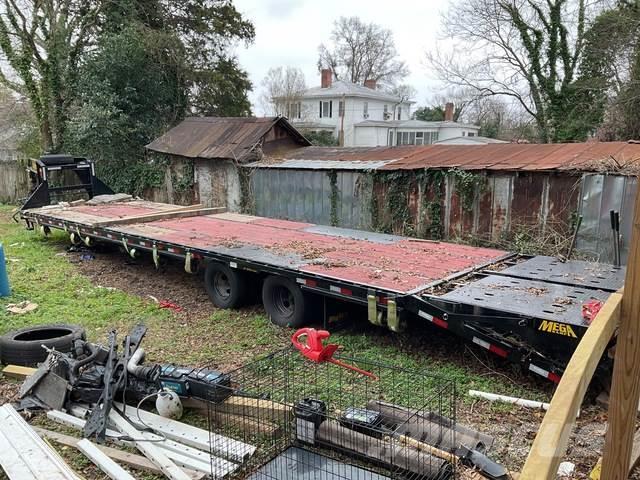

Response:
(519, 291), (622, 479)
(216, 395), (292, 424)
(2, 365), (37, 380)
(34, 427), (171, 477)
(181, 397), (281, 436)
(94, 206), (226, 227)
(602, 187), (640, 479)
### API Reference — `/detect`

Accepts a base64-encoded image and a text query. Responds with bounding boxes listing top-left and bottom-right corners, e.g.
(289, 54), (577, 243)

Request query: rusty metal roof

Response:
(146, 116), (310, 160)
(276, 142), (640, 172)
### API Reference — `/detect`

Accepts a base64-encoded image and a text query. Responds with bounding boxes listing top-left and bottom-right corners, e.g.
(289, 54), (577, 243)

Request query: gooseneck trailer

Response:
(19, 155), (625, 384)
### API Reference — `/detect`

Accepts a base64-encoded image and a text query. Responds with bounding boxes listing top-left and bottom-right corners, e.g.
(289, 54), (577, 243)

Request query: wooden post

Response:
(601, 186), (640, 478)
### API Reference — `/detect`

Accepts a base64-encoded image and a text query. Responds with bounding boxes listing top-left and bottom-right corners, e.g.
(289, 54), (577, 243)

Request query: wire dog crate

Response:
(207, 348), (458, 479)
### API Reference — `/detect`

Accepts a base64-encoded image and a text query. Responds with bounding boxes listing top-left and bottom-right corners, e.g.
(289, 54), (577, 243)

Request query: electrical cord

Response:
(105, 391), (168, 443)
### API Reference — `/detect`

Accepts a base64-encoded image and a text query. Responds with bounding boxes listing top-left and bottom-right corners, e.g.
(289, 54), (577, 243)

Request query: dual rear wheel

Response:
(204, 262), (309, 327)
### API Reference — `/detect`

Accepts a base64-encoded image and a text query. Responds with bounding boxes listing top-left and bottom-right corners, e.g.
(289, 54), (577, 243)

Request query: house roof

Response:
(354, 119), (480, 130)
(146, 116), (310, 160)
(302, 80), (411, 103)
(256, 142), (640, 173)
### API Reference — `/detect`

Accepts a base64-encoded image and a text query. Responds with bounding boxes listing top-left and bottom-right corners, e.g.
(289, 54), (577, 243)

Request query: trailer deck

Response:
(22, 198), (625, 384)
(25, 201), (508, 293)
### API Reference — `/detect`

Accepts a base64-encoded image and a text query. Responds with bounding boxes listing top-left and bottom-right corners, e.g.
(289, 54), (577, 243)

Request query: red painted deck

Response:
(115, 213), (507, 293)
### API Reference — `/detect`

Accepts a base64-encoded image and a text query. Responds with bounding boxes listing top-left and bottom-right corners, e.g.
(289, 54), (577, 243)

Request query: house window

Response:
(432, 131), (439, 143)
(397, 107), (402, 120)
(383, 104), (389, 119)
(415, 132), (424, 145)
(287, 102), (301, 119)
(462, 131), (466, 136)
(468, 132), (476, 137)
(388, 130), (394, 146)
(320, 101), (332, 118)
(338, 100), (345, 117)
(363, 102), (369, 118)
(397, 131), (418, 145)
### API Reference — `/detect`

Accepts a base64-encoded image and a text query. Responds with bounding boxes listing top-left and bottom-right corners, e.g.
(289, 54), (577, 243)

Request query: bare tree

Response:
(318, 16), (409, 88)
(427, 0), (600, 142)
(0, 0), (104, 152)
(259, 66), (307, 118)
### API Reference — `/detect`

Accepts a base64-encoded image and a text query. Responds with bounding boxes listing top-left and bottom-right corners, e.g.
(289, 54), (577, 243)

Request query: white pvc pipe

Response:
(469, 390), (550, 410)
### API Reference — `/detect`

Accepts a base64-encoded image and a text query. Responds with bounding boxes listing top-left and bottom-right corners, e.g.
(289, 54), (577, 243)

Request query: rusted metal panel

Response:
(490, 176), (513, 241)
(146, 117), (309, 161)
(511, 173), (545, 227)
(281, 142), (640, 172)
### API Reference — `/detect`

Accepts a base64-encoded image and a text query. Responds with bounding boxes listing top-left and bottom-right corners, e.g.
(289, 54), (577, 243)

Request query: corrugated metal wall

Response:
(251, 169), (372, 229)
(576, 174), (638, 264)
(249, 167), (635, 265)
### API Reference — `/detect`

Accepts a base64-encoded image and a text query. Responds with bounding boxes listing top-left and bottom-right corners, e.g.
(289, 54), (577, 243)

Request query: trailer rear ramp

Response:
(22, 199), (624, 384)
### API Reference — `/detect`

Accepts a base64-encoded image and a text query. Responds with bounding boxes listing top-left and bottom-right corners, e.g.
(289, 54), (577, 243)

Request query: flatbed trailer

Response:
(18, 155), (625, 384)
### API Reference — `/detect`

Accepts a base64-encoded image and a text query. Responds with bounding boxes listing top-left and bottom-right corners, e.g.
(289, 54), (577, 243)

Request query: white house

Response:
(289, 69), (480, 147)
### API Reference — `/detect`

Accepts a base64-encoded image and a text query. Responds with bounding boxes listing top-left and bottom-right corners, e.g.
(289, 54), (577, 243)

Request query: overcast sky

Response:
(232, 0), (451, 115)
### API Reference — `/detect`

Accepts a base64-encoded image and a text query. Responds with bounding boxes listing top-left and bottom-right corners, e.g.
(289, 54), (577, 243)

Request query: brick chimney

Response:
(321, 69), (332, 88)
(444, 102), (454, 122)
(364, 79), (376, 90)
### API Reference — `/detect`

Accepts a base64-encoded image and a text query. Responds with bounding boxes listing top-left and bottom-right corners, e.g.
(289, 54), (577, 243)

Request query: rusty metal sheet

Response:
(146, 117), (309, 161)
(281, 142), (640, 173)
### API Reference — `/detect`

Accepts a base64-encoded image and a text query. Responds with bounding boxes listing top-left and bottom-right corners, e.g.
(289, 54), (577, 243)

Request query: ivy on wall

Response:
(368, 168), (487, 240)
(327, 170), (339, 227)
(239, 166), (256, 215)
(448, 168), (487, 211)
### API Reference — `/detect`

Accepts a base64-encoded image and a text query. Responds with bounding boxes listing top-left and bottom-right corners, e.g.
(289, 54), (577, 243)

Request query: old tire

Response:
(204, 262), (248, 309)
(0, 324), (86, 366)
(262, 276), (307, 328)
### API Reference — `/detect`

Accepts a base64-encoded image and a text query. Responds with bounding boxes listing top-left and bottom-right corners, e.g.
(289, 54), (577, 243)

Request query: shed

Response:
(244, 142), (640, 264)
(145, 116), (310, 209)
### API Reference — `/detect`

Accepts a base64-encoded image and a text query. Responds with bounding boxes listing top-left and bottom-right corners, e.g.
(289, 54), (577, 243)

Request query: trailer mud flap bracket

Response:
(387, 299), (401, 332)
(367, 293), (383, 326)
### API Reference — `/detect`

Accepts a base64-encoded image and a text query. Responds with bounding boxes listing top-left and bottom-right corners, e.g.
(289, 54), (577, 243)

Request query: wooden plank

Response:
(602, 187), (640, 480)
(109, 410), (192, 480)
(181, 397), (281, 436)
(76, 439), (137, 480)
(519, 290), (622, 479)
(589, 427), (640, 479)
(34, 427), (180, 478)
(2, 364), (37, 380)
(47, 409), (219, 476)
(216, 395), (292, 424)
(93, 206), (226, 227)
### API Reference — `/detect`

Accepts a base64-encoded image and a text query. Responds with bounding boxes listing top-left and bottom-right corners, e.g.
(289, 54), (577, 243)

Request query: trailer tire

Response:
(262, 276), (307, 328)
(0, 324), (86, 366)
(204, 262), (248, 309)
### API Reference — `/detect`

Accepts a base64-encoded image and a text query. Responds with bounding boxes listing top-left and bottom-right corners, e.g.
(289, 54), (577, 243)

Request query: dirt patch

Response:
(68, 245), (214, 320)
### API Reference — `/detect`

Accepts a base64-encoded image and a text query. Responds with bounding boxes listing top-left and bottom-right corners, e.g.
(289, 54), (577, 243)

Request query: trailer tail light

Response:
(330, 285), (352, 296)
(529, 364), (561, 384)
(418, 310), (448, 329)
(296, 278), (318, 288)
(472, 336), (508, 358)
